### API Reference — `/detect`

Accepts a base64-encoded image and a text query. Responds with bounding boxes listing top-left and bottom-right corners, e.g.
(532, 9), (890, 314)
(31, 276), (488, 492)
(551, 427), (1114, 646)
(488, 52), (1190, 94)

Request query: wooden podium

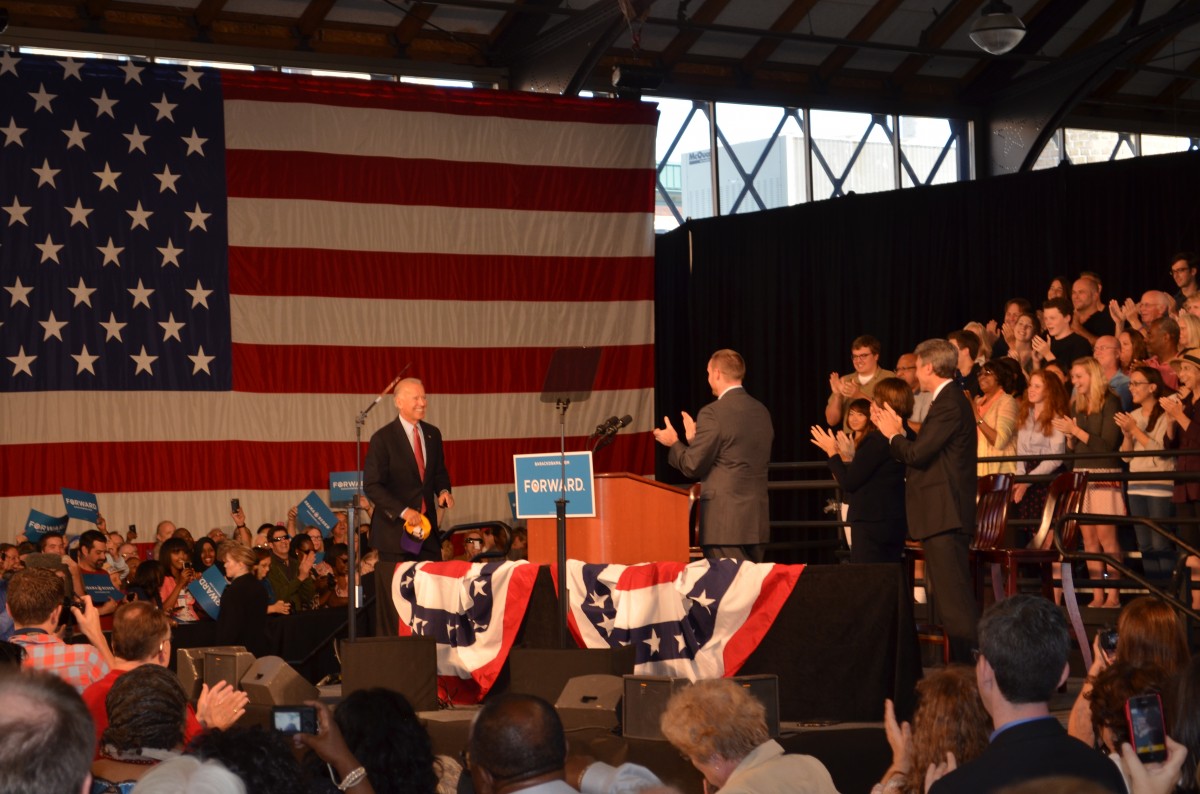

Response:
(527, 473), (690, 565)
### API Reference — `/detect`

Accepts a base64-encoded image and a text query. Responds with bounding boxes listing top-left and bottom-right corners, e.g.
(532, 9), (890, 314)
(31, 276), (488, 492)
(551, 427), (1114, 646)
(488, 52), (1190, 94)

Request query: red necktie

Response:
(412, 424), (426, 513)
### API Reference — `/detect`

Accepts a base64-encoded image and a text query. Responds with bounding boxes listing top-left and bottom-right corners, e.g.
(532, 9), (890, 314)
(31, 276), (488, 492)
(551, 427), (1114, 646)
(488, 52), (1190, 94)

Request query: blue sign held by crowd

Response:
(299, 490), (338, 537)
(24, 509), (68, 542)
(60, 488), (99, 522)
(189, 565), (228, 621)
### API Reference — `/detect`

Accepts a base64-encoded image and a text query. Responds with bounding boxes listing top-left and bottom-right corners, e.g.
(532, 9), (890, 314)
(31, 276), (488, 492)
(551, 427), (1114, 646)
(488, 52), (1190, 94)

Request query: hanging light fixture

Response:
(969, 0), (1026, 55)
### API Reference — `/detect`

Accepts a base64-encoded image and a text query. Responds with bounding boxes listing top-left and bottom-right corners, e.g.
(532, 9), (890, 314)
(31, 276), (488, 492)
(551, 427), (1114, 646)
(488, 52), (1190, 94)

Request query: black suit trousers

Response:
(922, 529), (979, 661)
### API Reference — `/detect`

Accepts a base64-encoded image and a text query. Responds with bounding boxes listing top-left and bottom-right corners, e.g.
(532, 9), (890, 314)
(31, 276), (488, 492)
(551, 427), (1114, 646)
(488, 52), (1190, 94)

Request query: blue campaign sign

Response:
(61, 488), (99, 522)
(24, 509), (68, 542)
(513, 452), (595, 519)
(329, 471), (362, 504)
(188, 565), (229, 621)
(299, 490), (338, 537)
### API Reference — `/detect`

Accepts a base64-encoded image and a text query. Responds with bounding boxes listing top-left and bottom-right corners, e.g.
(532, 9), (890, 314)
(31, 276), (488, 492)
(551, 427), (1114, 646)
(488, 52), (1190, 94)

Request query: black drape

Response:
(655, 151), (1200, 548)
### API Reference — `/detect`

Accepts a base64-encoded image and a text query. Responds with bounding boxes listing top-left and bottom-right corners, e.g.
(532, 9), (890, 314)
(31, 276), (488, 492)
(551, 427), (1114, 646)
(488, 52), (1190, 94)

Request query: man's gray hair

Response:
(914, 338), (958, 379)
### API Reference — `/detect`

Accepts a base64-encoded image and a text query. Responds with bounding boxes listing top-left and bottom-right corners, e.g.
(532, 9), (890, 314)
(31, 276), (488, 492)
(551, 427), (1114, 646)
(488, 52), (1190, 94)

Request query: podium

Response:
(527, 473), (690, 565)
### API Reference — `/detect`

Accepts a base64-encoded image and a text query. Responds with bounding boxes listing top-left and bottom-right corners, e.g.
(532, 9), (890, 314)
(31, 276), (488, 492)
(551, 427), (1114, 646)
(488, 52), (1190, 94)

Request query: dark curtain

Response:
(655, 151), (1200, 549)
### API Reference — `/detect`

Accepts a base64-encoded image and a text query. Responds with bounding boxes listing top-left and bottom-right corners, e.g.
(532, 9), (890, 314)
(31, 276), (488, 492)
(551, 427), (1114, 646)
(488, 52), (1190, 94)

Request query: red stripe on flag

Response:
(461, 561), (540, 699)
(231, 344), (655, 394)
(229, 249), (654, 301)
(615, 561), (687, 591)
(225, 151), (654, 214)
(721, 565), (804, 677)
(221, 72), (660, 127)
(0, 434), (655, 496)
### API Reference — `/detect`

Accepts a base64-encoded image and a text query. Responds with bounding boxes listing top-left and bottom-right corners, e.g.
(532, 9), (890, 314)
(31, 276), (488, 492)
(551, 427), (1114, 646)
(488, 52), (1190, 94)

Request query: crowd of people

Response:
(812, 255), (1200, 608)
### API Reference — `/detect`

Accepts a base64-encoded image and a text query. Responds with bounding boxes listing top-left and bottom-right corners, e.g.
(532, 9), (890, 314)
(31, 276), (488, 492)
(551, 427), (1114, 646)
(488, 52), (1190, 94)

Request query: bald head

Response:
(1071, 278), (1100, 312)
(468, 694), (565, 791)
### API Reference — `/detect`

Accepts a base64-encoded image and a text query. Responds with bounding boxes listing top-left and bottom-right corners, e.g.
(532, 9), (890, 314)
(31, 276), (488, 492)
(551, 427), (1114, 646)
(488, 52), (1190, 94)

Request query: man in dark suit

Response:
(653, 349), (773, 562)
(928, 595), (1126, 794)
(364, 377), (454, 636)
(872, 338), (978, 661)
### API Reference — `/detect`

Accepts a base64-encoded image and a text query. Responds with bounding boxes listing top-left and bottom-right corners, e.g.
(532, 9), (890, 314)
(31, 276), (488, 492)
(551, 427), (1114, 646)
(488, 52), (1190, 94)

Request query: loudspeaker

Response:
(557, 674), (624, 729)
(734, 674), (780, 738)
(339, 636), (439, 712)
(508, 646), (635, 704)
(622, 676), (688, 740)
(204, 650), (256, 691)
(176, 646), (247, 701)
(240, 655), (318, 706)
(621, 674), (781, 740)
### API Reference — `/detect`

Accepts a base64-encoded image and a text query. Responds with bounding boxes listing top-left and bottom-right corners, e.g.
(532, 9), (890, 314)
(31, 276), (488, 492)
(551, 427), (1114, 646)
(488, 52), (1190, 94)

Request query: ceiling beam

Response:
(193, 0), (229, 30)
(739, 0), (821, 76)
(490, 0), (567, 53)
(660, 0), (734, 68)
(816, 0), (905, 83)
(296, 0), (337, 38)
(394, 2), (437, 46)
(1092, 28), (1182, 98)
(1062, 0), (1133, 57)
(890, 0), (985, 86)
(1156, 52), (1200, 103)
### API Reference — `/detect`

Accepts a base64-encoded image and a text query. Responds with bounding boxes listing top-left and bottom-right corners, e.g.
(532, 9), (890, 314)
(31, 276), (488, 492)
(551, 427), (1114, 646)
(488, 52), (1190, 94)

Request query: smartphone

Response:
(272, 705), (317, 735)
(1098, 627), (1118, 656)
(127, 524), (137, 538)
(1126, 693), (1167, 763)
(231, 498), (240, 513)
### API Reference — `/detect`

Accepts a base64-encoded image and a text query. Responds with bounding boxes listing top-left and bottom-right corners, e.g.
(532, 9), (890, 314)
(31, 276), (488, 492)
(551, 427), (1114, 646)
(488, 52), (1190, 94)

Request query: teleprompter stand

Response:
(539, 347), (601, 647)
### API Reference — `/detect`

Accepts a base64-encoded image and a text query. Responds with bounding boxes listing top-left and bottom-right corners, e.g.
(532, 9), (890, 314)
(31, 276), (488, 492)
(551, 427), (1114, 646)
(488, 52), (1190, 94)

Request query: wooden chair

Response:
(974, 470), (1088, 599)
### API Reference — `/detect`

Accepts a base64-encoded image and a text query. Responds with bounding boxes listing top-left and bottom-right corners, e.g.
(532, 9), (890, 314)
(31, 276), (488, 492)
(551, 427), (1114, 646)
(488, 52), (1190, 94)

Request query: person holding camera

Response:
(157, 537), (200, 623)
(7, 567), (115, 691)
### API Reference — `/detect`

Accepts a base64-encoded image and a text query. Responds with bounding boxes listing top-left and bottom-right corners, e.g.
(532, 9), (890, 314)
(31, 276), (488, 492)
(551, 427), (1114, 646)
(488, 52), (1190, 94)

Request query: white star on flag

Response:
(3, 197), (30, 226)
(154, 165), (181, 193)
(159, 313), (186, 342)
(182, 128), (207, 156)
(68, 277), (97, 308)
(65, 199), (93, 227)
(60, 58), (84, 80)
(2, 117), (27, 146)
(128, 279), (155, 309)
(29, 83), (56, 113)
(97, 238), (124, 267)
(35, 234), (63, 264)
(189, 346), (215, 375)
(39, 310), (67, 341)
(92, 88), (118, 118)
(123, 124), (149, 154)
(99, 313), (127, 342)
(72, 344), (99, 375)
(0, 51), (20, 77)
(185, 202), (211, 231)
(127, 201), (153, 230)
(157, 238), (183, 267)
(186, 280), (212, 309)
(152, 93), (178, 121)
(7, 346), (35, 377)
(63, 121), (90, 150)
(94, 162), (121, 191)
(130, 345), (158, 375)
(181, 67), (203, 90)
(120, 60), (144, 84)
(33, 158), (60, 188)
(6, 277), (33, 307)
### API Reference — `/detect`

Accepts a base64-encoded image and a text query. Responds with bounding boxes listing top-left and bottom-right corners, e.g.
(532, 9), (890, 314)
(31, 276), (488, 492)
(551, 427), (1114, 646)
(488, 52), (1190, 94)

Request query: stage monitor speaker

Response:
(340, 636), (439, 713)
(556, 674), (624, 729)
(622, 676), (688, 740)
(240, 655), (318, 706)
(508, 646), (635, 704)
(622, 674), (780, 740)
(176, 646), (247, 701)
(734, 674), (780, 738)
(204, 650), (256, 692)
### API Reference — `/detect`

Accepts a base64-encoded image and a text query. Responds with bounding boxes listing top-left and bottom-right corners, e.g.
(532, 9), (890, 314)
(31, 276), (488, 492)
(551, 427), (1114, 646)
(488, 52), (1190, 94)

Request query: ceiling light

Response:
(969, 1), (1025, 56)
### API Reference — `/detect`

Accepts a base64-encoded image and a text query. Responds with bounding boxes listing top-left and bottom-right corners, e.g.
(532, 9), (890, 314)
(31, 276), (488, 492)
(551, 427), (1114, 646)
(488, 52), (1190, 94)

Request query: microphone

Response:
(611, 415), (633, 431)
(594, 415), (634, 451)
(592, 416), (619, 437)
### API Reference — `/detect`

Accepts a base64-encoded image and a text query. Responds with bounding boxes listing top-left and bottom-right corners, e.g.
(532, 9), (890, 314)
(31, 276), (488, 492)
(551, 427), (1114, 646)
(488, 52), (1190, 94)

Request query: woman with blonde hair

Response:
(661, 678), (837, 794)
(1054, 356), (1124, 607)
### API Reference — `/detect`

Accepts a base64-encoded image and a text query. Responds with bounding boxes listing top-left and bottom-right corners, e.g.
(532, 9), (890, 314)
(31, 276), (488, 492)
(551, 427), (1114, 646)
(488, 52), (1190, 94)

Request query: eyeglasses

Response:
(895, 365), (916, 372)
(269, 536), (288, 543)
(1129, 380), (1151, 387)
(1171, 266), (1192, 275)
(464, 538), (484, 546)
(850, 352), (874, 361)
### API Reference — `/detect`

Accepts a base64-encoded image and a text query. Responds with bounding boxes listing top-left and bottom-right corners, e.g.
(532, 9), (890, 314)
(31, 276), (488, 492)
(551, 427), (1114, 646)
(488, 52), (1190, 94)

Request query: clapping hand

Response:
(1114, 412), (1136, 434)
(653, 416), (680, 447)
(681, 411), (697, 442)
(871, 402), (903, 438)
(810, 426), (839, 458)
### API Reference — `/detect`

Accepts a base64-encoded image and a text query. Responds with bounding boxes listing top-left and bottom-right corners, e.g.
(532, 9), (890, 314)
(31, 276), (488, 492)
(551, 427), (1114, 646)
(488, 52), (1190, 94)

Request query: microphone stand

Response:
(346, 368), (407, 642)
(554, 397), (570, 648)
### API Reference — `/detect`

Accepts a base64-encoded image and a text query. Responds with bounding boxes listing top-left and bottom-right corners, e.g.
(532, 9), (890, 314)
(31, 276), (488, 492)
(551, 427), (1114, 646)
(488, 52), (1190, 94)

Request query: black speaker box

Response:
(507, 646), (635, 704)
(240, 655), (319, 706)
(622, 674), (780, 740)
(176, 646), (247, 701)
(204, 649), (256, 692)
(339, 636), (439, 712)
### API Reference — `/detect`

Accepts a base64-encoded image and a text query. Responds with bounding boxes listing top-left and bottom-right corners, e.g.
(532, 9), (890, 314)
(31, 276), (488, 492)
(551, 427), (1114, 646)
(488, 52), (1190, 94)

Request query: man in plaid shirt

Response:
(7, 567), (115, 692)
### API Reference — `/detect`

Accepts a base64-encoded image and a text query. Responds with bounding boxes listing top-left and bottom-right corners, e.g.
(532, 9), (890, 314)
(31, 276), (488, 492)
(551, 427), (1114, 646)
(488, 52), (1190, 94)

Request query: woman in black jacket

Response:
(811, 378), (914, 564)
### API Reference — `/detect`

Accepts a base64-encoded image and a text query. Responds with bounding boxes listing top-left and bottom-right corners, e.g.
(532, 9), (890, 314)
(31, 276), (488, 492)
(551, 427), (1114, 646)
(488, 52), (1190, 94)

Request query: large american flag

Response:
(0, 53), (657, 537)
(566, 559), (803, 679)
